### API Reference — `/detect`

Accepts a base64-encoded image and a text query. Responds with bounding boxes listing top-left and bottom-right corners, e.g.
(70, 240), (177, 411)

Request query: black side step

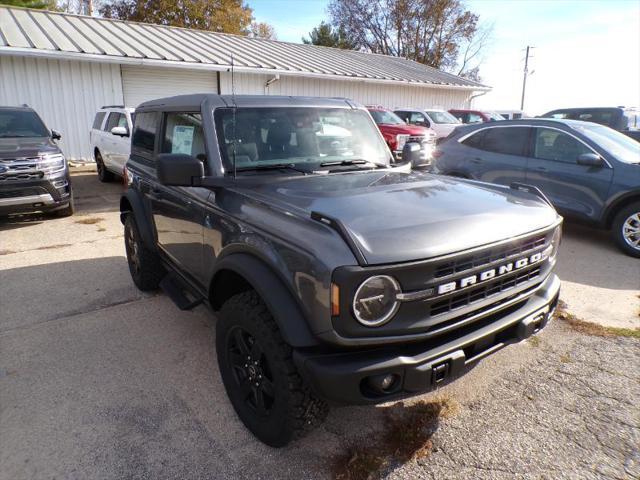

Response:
(159, 273), (204, 311)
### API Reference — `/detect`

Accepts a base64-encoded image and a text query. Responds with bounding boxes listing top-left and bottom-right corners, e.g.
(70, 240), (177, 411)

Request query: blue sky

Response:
(251, 0), (640, 114)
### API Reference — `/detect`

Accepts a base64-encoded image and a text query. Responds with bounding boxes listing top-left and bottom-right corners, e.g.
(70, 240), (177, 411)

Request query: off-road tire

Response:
(95, 150), (114, 182)
(216, 291), (329, 447)
(611, 201), (640, 258)
(124, 214), (164, 290)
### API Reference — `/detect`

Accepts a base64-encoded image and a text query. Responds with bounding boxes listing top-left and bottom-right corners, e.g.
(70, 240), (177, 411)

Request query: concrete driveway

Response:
(1, 170), (638, 479)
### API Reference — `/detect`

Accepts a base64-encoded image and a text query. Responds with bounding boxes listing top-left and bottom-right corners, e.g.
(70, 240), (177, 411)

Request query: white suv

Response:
(90, 106), (134, 182)
(394, 108), (461, 139)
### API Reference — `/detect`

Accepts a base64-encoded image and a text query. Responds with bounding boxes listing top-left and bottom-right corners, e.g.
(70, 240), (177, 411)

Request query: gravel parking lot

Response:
(1, 170), (638, 480)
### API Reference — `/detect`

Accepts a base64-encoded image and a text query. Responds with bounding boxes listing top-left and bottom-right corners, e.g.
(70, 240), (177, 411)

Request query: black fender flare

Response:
(211, 254), (318, 348)
(119, 189), (155, 249)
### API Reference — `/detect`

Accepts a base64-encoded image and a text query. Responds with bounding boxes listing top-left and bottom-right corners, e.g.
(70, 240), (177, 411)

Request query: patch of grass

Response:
(332, 396), (459, 480)
(97, 227), (106, 232)
(0, 249), (16, 255)
(527, 336), (541, 347)
(555, 301), (640, 339)
(74, 216), (104, 225)
(559, 353), (572, 363)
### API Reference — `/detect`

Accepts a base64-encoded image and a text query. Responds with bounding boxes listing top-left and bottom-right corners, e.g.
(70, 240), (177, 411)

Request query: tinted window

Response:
(92, 112), (106, 130)
(0, 110), (49, 138)
(105, 113), (127, 132)
(479, 127), (530, 156)
(461, 129), (486, 149)
(161, 113), (206, 161)
(533, 128), (591, 163)
(132, 112), (159, 153)
(394, 111), (409, 122)
(409, 112), (428, 125)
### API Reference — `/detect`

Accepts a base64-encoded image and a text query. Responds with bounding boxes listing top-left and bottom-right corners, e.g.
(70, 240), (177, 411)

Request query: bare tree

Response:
(456, 22), (493, 80)
(328, 0), (483, 73)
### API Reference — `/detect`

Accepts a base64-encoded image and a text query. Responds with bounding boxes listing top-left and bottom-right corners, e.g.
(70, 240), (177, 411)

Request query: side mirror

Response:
(51, 129), (61, 140)
(157, 154), (204, 186)
(111, 126), (129, 137)
(402, 142), (426, 169)
(576, 152), (604, 167)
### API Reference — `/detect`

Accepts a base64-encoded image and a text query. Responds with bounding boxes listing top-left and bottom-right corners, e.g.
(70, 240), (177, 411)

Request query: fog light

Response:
(367, 373), (398, 393)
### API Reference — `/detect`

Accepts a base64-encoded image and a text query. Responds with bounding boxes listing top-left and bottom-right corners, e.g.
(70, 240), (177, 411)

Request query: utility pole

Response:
(520, 46), (533, 111)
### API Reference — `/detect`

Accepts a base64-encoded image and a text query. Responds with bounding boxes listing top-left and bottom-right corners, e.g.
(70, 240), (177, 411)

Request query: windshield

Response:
(424, 110), (459, 124)
(0, 110), (49, 138)
(215, 107), (392, 173)
(368, 109), (406, 125)
(573, 123), (640, 164)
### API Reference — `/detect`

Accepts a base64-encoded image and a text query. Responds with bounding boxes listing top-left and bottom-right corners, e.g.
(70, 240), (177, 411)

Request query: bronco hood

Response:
(243, 171), (560, 265)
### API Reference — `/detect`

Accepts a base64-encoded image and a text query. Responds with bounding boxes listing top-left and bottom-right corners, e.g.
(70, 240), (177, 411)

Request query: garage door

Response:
(121, 66), (218, 108)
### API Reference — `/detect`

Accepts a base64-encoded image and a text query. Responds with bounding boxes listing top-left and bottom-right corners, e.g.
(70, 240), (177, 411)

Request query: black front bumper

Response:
(294, 273), (560, 405)
(0, 175), (72, 215)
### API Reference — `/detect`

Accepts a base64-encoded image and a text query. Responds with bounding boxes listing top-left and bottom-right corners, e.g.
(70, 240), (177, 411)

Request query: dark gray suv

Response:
(121, 94), (561, 446)
(434, 119), (640, 256)
(0, 106), (73, 217)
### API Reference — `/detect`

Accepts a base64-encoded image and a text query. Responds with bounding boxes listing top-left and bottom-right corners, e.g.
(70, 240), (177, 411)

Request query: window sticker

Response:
(172, 125), (195, 154)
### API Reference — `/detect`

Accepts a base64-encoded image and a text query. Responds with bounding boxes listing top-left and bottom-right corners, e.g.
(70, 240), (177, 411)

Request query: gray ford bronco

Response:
(121, 94), (562, 447)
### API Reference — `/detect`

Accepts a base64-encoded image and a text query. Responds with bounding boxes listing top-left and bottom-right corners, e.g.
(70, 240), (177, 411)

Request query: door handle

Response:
(471, 157), (483, 164)
(535, 166), (548, 172)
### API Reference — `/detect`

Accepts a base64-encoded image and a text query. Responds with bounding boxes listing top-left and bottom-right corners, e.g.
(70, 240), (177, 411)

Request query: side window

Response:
(132, 112), (159, 154)
(395, 111), (409, 123)
(410, 112), (430, 127)
(533, 128), (591, 163)
(105, 113), (125, 132)
(479, 127), (530, 156)
(161, 113), (206, 161)
(468, 113), (483, 123)
(461, 129), (486, 149)
(92, 112), (106, 130)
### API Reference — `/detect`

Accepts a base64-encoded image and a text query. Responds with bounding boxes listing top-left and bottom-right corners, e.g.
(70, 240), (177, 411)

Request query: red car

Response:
(366, 106), (436, 161)
(449, 109), (505, 124)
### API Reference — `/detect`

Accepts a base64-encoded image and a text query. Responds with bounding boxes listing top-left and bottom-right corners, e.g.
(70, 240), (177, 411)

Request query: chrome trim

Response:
(456, 124), (613, 168)
(0, 193), (55, 206)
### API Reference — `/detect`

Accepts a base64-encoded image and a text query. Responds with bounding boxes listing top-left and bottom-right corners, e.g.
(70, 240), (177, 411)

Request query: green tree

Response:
(0, 0), (56, 8)
(99, 0), (254, 34)
(302, 21), (355, 49)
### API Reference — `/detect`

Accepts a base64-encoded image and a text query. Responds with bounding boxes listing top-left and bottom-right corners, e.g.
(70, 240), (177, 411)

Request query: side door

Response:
(110, 112), (131, 173)
(525, 127), (614, 220)
(103, 112), (123, 170)
(458, 126), (531, 185)
(149, 111), (209, 284)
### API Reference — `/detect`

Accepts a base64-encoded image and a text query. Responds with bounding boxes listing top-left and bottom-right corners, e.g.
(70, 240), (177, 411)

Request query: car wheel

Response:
(216, 291), (328, 447)
(96, 151), (114, 183)
(612, 201), (640, 257)
(124, 214), (164, 290)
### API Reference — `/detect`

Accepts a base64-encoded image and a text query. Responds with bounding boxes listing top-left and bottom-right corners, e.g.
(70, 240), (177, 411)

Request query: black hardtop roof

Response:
(135, 94), (361, 111)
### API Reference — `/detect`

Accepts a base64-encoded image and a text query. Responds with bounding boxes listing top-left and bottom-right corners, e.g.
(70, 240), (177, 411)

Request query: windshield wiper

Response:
(235, 163), (310, 175)
(319, 159), (388, 168)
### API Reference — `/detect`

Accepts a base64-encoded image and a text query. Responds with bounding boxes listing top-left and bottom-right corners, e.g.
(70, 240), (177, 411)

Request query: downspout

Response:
(264, 74), (280, 95)
(467, 90), (488, 108)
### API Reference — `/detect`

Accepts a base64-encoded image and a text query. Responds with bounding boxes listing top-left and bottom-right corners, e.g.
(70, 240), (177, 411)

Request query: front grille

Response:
(435, 234), (546, 278)
(0, 157), (42, 182)
(431, 266), (541, 316)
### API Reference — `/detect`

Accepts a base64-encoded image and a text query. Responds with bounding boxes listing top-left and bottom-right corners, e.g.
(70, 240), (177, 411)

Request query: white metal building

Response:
(0, 6), (489, 161)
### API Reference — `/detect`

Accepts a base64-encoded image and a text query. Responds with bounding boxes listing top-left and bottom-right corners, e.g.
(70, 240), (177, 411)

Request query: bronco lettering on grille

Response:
(436, 252), (543, 295)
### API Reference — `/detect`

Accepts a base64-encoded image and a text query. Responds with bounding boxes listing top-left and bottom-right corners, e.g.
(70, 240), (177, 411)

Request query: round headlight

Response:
(353, 275), (401, 327)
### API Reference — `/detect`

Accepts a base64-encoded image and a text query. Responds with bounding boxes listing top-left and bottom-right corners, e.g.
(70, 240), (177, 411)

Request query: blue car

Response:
(433, 119), (640, 257)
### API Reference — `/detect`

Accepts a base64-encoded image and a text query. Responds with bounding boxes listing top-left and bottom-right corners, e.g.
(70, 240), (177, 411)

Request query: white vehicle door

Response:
(103, 112), (130, 172)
